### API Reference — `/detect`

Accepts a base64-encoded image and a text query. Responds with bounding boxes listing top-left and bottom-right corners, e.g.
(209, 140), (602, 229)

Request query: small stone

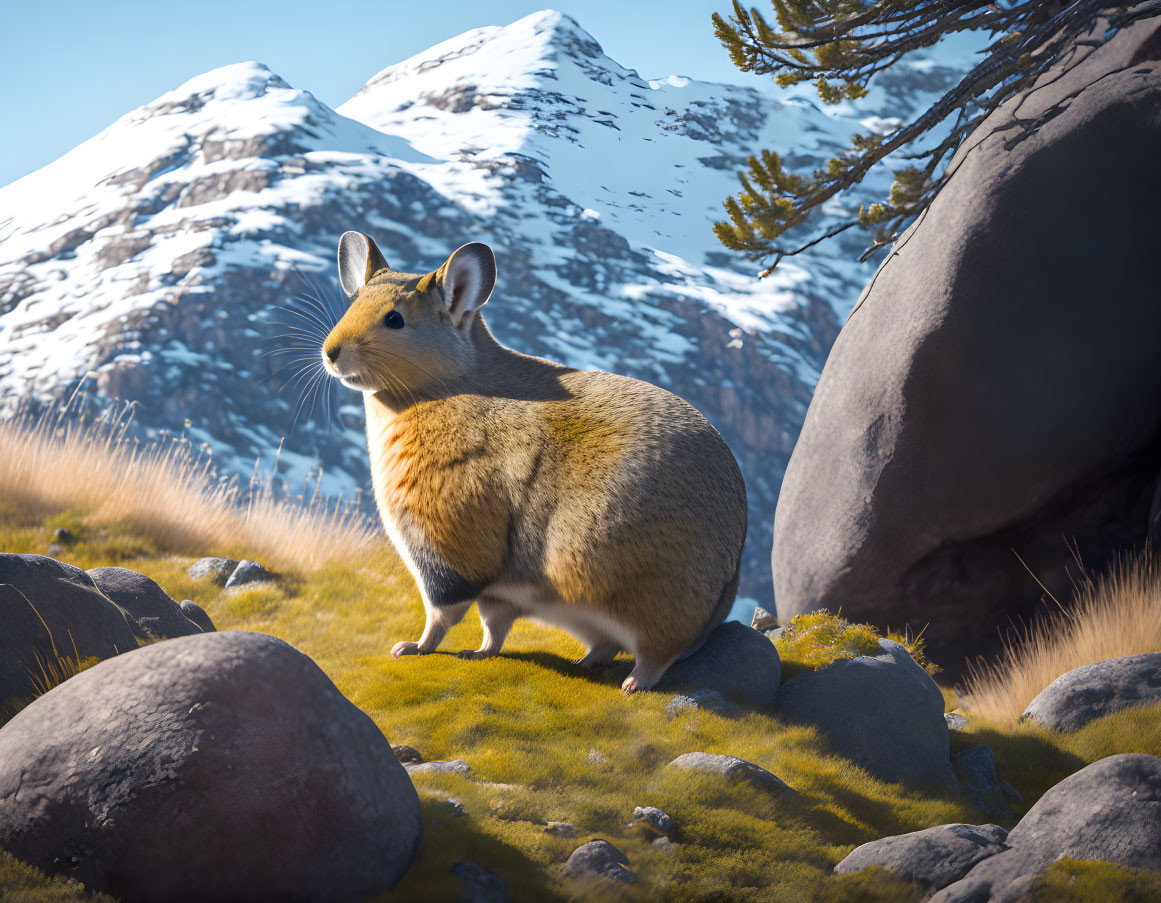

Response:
(224, 560), (274, 589)
(631, 806), (677, 838)
(545, 822), (575, 837)
(52, 528), (76, 544)
(665, 752), (794, 796)
(751, 605), (779, 631)
(451, 860), (507, 903)
(945, 712), (968, 731)
(188, 557), (238, 585)
(653, 836), (678, 852)
(392, 744), (424, 765)
(405, 759), (471, 778)
(563, 839), (636, 884)
(179, 600), (216, 633)
(45, 544), (64, 557)
(587, 749), (608, 765)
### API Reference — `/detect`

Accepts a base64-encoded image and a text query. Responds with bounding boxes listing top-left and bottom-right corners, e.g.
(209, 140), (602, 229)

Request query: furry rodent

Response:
(321, 231), (746, 692)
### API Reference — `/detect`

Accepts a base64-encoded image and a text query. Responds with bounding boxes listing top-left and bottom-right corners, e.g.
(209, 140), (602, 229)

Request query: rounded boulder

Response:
(0, 630), (421, 902)
(0, 554), (137, 706)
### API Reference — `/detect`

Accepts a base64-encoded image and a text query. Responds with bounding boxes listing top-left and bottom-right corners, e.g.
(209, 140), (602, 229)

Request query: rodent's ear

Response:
(337, 231), (390, 299)
(435, 243), (496, 328)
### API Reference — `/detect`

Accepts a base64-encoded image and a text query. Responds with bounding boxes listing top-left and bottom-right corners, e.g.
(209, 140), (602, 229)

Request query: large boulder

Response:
(0, 554), (137, 705)
(658, 621), (781, 709)
(0, 630), (421, 902)
(834, 823), (1009, 896)
(87, 566), (202, 640)
(777, 640), (956, 789)
(1022, 653), (1161, 731)
(930, 754), (1161, 903)
(771, 16), (1161, 667)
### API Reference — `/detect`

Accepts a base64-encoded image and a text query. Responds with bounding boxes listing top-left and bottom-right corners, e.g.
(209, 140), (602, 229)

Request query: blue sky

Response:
(0, 0), (769, 187)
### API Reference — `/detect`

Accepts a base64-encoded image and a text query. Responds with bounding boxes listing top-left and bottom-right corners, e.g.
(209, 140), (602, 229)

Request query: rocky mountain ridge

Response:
(0, 9), (968, 605)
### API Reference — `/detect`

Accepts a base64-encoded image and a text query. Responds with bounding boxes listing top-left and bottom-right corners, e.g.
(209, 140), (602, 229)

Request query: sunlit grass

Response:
(962, 552), (1161, 721)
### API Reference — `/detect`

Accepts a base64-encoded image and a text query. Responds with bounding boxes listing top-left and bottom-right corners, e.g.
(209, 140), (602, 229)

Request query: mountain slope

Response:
(0, 10), (967, 606)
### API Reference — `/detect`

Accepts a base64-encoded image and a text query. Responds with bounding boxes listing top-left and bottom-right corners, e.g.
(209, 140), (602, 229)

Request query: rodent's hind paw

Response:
(391, 641), (422, 658)
(621, 674), (645, 695)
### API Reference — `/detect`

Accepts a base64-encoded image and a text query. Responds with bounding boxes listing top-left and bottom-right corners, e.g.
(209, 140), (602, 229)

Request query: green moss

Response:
(1030, 859), (1161, 902)
(0, 851), (116, 902)
(774, 611), (940, 682)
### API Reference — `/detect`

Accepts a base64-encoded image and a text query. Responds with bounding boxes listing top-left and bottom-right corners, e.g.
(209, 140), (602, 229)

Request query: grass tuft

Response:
(961, 552), (1161, 721)
(0, 393), (377, 572)
(776, 610), (940, 681)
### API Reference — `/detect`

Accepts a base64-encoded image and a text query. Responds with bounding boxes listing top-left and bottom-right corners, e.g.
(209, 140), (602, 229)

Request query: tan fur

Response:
(323, 234), (747, 692)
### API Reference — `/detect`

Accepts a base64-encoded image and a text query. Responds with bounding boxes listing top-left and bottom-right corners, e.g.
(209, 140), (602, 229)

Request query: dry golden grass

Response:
(962, 551), (1161, 721)
(0, 393), (378, 572)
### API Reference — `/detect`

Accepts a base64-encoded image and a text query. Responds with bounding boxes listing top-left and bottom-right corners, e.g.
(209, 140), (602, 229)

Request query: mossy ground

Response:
(2, 506), (1159, 902)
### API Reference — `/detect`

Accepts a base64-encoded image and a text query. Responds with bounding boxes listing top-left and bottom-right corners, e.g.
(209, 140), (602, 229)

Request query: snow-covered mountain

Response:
(0, 10), (967, 607)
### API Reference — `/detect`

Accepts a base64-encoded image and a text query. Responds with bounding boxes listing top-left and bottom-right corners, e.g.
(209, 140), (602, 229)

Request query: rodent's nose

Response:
(325, 345), (341, 364)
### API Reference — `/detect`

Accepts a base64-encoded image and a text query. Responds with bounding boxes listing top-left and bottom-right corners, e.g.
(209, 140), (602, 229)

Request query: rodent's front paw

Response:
(621, 674), (643, 695)
(391, 641), (421, 658)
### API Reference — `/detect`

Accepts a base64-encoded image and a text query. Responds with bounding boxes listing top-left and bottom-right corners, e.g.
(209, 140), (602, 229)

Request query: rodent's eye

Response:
(383, 310), (405, 330)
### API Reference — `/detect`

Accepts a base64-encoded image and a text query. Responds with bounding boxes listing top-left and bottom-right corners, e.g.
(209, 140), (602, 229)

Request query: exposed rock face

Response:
(1022, 653), (1161, 731)
(658, 621), (780, 709)
(778, 640), (957, 789)
(0, 631), (422, 902)
(87, 566), (201, 640)
(224, 559), (274, 589)
(954, 746), (1022, 819)
(834, 823), (1009, 896)
(931, 754), (1161, 903)
(0, 554), (136, 705)
(772, 16), (1161, 666)
(0, 12), (967, 605)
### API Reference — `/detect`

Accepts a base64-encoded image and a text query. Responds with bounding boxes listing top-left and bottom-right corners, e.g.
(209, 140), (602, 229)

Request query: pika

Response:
(321, 232), (747, 692)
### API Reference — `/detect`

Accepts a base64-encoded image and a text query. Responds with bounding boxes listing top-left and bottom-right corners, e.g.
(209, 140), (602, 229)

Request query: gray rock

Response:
(587, 748), (608, 765)
(0, 630), (421, 902)
(392, 743), (424, 765)
(546, 822), (575, 837)
(0, 554), (137, 706)
(835, 823), (1008, 894)
(562, 839), (636, 884)
(944, 712), (968, 731)
(665, 752), (793, 796)
(653, 836), (677, 852)
(44, 543), (65, 557)
(225, 559), (274, 588)
(87, 566), (201, 640)
(778, 639), (957, 789)
(52, 527), (76, 544)
(179, 599), (216, 633)
(1022, 653), (1161, 732)
(665, 688), (742, 719)
(631, 806), (677, 838)
(187, 556), (238, 584)
(954, 746), (1022, 818)
(931, 754), (1161, 903)
(657, 621), (780, 709)
(406, 759), (472, 778)
(771, 15), (1161, 666)
(451, 860), (507, 902)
